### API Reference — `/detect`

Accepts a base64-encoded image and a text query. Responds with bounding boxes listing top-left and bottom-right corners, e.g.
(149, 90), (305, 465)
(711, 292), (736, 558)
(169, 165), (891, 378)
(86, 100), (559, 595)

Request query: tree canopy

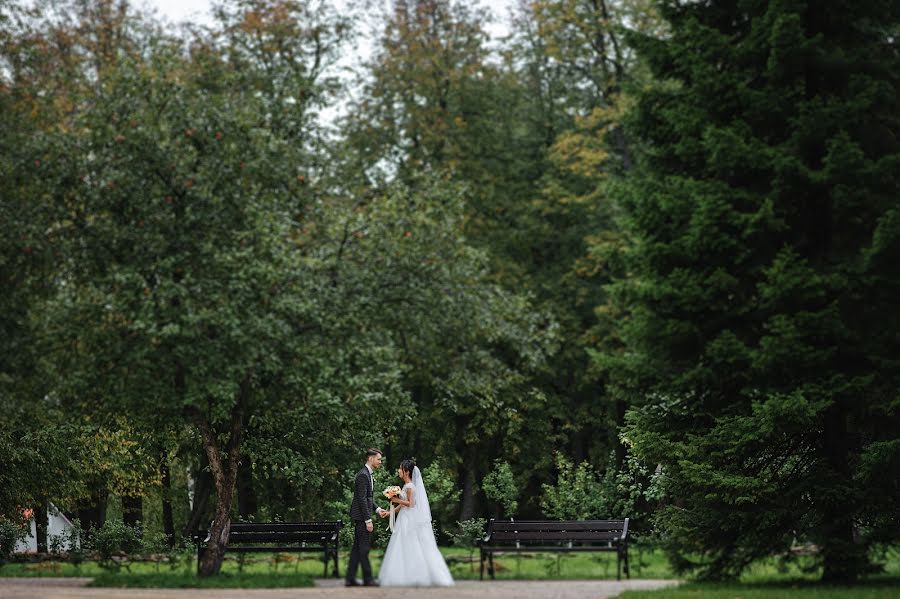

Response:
(1, 0), (897, 583)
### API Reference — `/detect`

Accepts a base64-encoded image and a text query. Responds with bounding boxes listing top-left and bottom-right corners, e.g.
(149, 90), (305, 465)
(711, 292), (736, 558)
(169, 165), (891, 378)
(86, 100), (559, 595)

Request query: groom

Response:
(346, 448), (388, 587)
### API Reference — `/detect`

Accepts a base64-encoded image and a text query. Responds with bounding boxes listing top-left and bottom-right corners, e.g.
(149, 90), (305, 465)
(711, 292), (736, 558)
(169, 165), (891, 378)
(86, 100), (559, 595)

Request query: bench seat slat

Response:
(229, 523), (341, 533)
(490, 521), (626, 532)
(489, 531), (623, 542)
(491, 520), (626, 525)
(222, 546), (333, 554)
(482, 545), (619, 552)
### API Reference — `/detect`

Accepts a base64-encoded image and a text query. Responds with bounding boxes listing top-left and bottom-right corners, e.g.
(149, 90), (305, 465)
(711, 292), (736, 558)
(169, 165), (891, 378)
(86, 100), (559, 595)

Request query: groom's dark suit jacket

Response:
(349, 466), (375, 522)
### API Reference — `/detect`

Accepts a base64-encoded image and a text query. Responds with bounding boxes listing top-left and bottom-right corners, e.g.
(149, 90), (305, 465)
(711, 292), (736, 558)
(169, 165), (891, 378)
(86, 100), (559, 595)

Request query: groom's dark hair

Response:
(366, 448), (382, 457)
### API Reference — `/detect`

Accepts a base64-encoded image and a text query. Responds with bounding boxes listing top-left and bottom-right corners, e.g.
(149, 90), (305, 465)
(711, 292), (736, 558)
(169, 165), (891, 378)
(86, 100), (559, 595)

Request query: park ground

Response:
(2, 547), (900, 598)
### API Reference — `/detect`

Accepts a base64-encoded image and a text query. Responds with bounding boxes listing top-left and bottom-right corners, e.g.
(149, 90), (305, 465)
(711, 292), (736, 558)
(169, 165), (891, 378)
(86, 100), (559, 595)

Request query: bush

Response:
(482, 460), (518, 518)
(47, 518), (87, 568)
(140, 531), (169, 572)
(450, 518), (486, 572)
(0, 518), (26, 566)
(421, 460), (461, 537)
(162, 536), (197, 573)
(541, 454), (603, 520)
(93, 520), (142, 571)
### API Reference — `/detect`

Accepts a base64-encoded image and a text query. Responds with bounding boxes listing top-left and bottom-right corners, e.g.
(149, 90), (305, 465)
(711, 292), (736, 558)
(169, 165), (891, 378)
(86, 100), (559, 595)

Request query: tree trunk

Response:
(77, 490), (107, 535)
(236, 454), (257, 520)
(122, 495), (143, 529)
(820, 404), (865, 582)
(160, 454), (175, 545)
(34, 499), (48, 553)
(182, 459), (212, 539)
(458, 442), (480, 521)
(196, 385), (247, 577)
(459, 462), (476, 521)
(614, 398), (627, 471)
(572, 425), (586, 464)
(199, 476), (235, 577)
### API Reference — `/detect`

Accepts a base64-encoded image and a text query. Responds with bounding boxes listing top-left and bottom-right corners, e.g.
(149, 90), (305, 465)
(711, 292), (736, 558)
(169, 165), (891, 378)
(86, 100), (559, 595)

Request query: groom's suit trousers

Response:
(347, 520), (374, 583)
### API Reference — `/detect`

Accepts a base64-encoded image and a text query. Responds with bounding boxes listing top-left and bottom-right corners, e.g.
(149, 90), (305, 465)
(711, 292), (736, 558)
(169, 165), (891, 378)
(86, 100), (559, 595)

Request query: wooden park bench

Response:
(478, 518), (630, 580)
(194, 521), (343, 577)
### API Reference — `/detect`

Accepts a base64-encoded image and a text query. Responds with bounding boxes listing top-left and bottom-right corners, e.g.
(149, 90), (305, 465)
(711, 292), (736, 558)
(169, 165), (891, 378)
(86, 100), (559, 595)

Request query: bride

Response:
(378, 459), (454, 587)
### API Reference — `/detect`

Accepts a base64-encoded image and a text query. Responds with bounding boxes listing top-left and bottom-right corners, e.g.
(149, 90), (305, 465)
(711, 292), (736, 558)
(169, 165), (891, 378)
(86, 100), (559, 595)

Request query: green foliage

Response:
(5, 1), (896, 588)
(611, 0), (900, 582)
(92, 520), (143, 571)
(540, 451), (656, 522)
(482, 460), (518, 517)
(450, 518), (486, 549)
(88, 571), (314, 588)
(541, 453), (604, 520)
(619, 583), (900, 599)
(450, 518), (486, 572)
(49, 518), (87, 568)
(421, 460), (462, 532)
(0, 518), (26, 566)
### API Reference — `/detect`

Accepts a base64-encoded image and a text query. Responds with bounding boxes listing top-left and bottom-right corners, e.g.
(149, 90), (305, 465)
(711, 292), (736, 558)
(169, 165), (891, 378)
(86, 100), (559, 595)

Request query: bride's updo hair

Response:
(400, 459), (416, 477)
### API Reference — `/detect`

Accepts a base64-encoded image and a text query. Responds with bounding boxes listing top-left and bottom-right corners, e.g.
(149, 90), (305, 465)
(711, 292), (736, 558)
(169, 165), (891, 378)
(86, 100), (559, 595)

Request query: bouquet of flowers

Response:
(383, 486), (402, 532)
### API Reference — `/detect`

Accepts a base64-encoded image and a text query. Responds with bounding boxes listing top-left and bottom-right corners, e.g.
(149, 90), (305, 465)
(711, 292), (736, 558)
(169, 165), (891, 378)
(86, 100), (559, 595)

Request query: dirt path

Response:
(0, 577), (680, 599)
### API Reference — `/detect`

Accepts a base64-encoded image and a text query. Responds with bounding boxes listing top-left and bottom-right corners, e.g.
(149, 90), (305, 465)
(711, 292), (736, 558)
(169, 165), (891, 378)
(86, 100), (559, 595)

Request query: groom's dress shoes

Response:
(363, 580), (380, 587)
(345, 579), (361, 587)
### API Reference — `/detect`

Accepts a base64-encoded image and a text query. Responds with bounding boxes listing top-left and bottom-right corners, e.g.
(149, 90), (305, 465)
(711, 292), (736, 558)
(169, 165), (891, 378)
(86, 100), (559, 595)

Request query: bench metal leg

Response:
(196, 546), (203, 575)
(488, 551), (495, 580)
(624, 544), (630, 579)
(617, 548), (621, 581)
(323, 549), (329, 578)
(333, 547), (340, 578)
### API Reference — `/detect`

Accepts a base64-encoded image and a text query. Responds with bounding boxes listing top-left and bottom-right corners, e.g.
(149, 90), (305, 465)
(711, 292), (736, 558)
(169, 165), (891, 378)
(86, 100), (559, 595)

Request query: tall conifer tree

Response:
(616, 0), (900, 581)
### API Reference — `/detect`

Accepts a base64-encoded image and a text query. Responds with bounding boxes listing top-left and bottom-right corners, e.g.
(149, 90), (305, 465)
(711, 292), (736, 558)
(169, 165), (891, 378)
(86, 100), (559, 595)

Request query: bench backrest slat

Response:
(483, 519), (629, 545)
(195, 522), (343, 547)
(489, 521), (625, 533)
(228, 522), (341, 533)
(228, 532), (337, 544)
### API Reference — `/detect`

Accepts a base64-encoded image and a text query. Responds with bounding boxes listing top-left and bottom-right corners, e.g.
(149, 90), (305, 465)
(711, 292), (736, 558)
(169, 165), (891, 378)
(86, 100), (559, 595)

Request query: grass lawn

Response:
(618, 551), (900, 599)
(88, 571), (314, 588)
(444, 545), (671, 580)
(0, 545), (670, 583)
(619, 581), (900, 599)
(3, 545), (899, 594)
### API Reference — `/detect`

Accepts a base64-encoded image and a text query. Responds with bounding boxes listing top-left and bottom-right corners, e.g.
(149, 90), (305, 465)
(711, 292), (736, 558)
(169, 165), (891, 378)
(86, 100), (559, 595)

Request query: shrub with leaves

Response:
(540, 453), (603, 520)
(93, 520), (142, 571)
(421, 460), (461, 538)
(450, 518), (486, 571)
(0, 518), (26, 567)
(482, 460), (518, 518)
(55, 519), (87, 569)
(141, 531), (170, 572)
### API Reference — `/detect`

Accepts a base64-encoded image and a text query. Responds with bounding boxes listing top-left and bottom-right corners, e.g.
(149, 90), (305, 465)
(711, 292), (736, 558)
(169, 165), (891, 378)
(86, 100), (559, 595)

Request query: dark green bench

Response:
(478, 518), (630, 580)
(195, 521), (343, 577)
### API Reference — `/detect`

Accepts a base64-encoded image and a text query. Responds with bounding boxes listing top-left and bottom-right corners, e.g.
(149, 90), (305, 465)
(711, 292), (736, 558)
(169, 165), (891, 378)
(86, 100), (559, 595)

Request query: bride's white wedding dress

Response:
(378, 467), (454, 587)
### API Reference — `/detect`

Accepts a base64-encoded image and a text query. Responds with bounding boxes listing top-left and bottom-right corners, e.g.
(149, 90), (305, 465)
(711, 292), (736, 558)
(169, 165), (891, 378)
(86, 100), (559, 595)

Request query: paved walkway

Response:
(0, 577), (679, 599)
